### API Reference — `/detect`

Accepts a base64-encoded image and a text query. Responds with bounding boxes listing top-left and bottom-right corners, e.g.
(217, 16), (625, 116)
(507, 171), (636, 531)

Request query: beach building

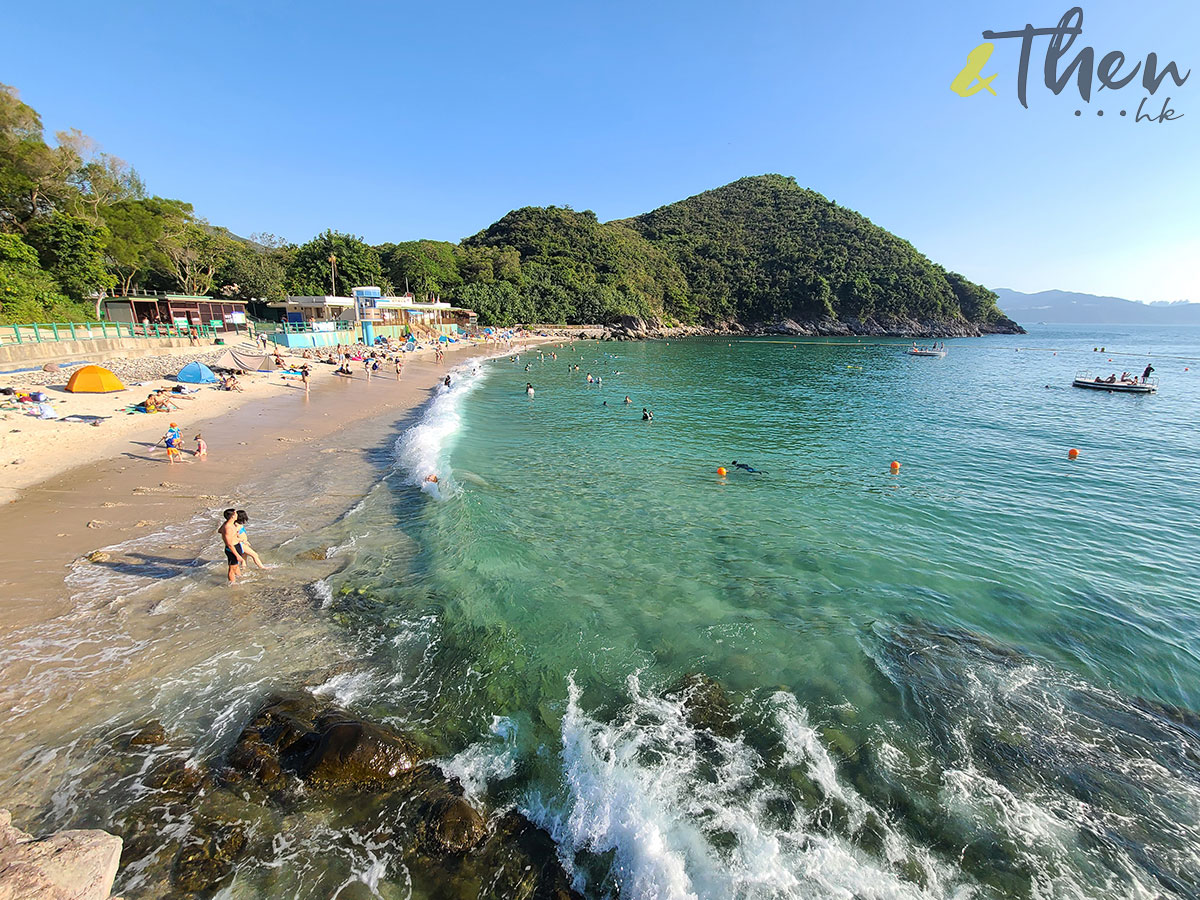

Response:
(100, 292), (250, 333)
(268, 288), (477, 347)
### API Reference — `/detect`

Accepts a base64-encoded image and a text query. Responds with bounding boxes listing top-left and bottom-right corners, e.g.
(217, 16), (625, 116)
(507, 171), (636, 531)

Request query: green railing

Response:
(2, 321), (222, 344)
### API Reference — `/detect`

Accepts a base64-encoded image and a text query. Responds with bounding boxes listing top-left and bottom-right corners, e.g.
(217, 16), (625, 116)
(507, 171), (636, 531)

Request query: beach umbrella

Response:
(176, 361), (218, 383)
(65, 365), (125, 393)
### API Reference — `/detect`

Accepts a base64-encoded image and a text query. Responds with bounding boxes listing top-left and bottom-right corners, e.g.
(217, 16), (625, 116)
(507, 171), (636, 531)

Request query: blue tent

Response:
(177, 361), (217, 384)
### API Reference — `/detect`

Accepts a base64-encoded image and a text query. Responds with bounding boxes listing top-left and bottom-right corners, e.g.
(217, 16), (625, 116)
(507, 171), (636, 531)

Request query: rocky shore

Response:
(0, 810), (122, 900)
(92, 695), (582, 898)
(549, 313), (1026, 342)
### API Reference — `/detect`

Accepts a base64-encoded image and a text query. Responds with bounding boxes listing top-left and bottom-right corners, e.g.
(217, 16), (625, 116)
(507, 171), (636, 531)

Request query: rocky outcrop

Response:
(0, 809), (122, 900)
(221, 694), (581, 898)
(543, 312), (1024, 342)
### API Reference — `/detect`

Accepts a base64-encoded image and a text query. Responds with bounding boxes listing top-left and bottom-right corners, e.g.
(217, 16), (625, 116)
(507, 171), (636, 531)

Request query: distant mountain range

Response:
(996, 289), (1200, 325)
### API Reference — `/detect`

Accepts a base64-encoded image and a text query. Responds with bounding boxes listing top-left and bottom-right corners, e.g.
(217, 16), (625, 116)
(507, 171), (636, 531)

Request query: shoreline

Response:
(0, 337), (550, 629)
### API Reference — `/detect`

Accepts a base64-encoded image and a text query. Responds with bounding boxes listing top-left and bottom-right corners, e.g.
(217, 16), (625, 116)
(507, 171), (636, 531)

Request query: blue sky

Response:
(5, 1), (1196, 302)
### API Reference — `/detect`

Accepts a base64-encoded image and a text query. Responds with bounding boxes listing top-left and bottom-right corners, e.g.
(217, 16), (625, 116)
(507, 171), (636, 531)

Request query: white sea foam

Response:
(310, 670), (377, 708)
(524, 675), (953, 900)
(311, 577), (334, 609)
(393, 357), (493, 499)
(440, 715), (520, 804)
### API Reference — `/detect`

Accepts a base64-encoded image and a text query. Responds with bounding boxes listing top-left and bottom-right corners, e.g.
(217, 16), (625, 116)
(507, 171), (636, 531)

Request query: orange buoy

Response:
(890, 461), (901, 472)
(717, 467), (727, 477)
(1068, 448), (1079, 460)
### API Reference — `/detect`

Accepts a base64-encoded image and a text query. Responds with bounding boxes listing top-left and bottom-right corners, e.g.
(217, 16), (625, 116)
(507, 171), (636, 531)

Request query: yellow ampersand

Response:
(951, 42), (998, 97)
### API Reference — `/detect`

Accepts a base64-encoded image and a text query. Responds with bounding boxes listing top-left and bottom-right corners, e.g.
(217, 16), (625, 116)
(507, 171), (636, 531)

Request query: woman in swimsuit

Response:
(234, 510), (266, 570)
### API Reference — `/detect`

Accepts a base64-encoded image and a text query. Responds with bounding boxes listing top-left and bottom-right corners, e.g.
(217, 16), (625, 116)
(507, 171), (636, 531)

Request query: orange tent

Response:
(65, 365), (126, 393)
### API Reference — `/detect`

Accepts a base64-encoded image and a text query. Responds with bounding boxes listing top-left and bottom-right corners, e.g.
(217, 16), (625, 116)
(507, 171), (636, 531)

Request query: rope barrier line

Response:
(729, 339), (1200, 361)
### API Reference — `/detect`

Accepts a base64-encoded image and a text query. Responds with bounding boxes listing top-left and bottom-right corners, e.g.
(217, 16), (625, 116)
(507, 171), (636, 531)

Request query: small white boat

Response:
(1073, 374), (1157, 394)
(906, 347), (946, 358)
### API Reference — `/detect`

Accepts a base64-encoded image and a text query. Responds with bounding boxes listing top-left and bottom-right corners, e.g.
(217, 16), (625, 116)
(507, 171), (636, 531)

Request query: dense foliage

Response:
(376, 179), (1005, 328)
(622, 175), (1005, 325)
(0, 82), (1008, 329)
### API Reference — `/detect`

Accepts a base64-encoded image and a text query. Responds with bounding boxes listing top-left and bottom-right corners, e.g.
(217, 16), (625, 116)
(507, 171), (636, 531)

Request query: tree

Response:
(161, 219), (231, 296)
(0, 232), (91, 323)
(99, 197), (191, 295)
(24, 212), (115, 309)
(287, 230), (384, 296)
(214, 235), (291, 303)
(0, 85), (82, 231)
(379, 240), (460, 297)
(68, 148), (146, 221)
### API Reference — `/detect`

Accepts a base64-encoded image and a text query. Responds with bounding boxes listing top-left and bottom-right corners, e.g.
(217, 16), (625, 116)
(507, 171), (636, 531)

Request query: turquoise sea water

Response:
(7, 325), (1199, 899)
(335, 325), (1200, 898)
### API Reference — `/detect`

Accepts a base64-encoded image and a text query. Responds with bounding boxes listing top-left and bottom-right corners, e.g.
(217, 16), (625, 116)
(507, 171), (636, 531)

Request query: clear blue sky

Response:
(5, 1), (1196, 302)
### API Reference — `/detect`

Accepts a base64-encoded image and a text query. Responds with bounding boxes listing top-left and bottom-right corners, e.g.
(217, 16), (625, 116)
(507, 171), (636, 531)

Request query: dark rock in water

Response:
(301, 717), (421, 789)
(128, 720), (168, 747)
(226, 732), (285, 792)
(227, 694), (424, 793)
(145, 756), (207, 796)
(475, 811), (582, 900)
(410, 771), (486, 855)
(294, 547), (327, 561)
(171, 818), (248, 894)
(666, 672), (737, 737)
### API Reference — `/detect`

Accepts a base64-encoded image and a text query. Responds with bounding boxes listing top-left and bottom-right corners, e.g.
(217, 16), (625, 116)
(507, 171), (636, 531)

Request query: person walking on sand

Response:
(194, 433), (207, 459)
(235, 510), (267, 570)
(395, 358), (403, 381)
(364, 358), (372, 382)
(219, 508), (243, 584)
(301, 365), (310, 394)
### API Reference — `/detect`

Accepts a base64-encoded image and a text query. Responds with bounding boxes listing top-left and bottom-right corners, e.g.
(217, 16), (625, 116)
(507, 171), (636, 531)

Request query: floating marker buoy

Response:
(890, 461), (901, 472)
(717, 467), (727, 477)
(1068, 448), (1079, 460)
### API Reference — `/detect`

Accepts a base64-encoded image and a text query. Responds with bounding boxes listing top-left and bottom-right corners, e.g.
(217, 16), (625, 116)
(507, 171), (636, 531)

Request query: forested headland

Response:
(1, 83), (1019, 333)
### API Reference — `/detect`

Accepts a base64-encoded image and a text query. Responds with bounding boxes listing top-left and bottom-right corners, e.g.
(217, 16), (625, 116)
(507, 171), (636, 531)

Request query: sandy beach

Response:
(0, 338), (534, 627)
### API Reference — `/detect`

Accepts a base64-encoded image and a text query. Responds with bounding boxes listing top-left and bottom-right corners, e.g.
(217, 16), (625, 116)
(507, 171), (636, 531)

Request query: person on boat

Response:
(1142, 364), (1155, 383)
(1105, 374), (1118, 383)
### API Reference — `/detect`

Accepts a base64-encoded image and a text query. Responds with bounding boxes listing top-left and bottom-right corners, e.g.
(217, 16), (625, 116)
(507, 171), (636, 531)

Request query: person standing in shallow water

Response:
(218, 508), (243, 584)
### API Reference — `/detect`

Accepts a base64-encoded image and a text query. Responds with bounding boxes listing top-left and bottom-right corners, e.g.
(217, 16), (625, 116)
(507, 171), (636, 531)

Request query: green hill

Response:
(427, 175), (1019, 333)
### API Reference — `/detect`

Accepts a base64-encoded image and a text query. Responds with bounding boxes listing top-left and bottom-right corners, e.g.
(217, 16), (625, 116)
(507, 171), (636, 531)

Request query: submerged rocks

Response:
(667, 672), (738, 738)
(301, 717), (421, 789)
(227, 693), (422, 792)
(0, 809), (122, 900)
(171, 818), (247, 895)
(219, 693), (581, 897)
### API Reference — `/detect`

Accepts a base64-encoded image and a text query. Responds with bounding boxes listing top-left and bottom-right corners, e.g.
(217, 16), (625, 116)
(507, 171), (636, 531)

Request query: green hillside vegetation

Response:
(1, 81), (1010, 330)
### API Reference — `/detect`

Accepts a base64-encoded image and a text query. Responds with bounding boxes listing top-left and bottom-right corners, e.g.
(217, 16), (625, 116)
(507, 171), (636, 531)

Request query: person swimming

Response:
(731, 460), (765, 474)
(642, 408), (652, 421)
(526, 383), (535, 397)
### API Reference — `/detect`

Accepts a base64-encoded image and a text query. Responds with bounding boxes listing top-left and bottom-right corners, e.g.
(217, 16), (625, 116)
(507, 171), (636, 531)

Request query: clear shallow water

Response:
(365, 326), (1200, 898)
(5, 326), (1200, 899)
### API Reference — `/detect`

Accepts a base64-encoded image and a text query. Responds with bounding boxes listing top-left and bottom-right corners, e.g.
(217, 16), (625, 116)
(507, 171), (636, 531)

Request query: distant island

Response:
(2, 83), (1019, 335)
(995, 288), (1200, 325)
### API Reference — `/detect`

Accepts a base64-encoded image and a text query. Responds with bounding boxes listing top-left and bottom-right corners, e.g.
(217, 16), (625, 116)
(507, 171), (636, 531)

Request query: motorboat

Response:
(906, 346), (946, 357)
(1072, 373), (1157, 394)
